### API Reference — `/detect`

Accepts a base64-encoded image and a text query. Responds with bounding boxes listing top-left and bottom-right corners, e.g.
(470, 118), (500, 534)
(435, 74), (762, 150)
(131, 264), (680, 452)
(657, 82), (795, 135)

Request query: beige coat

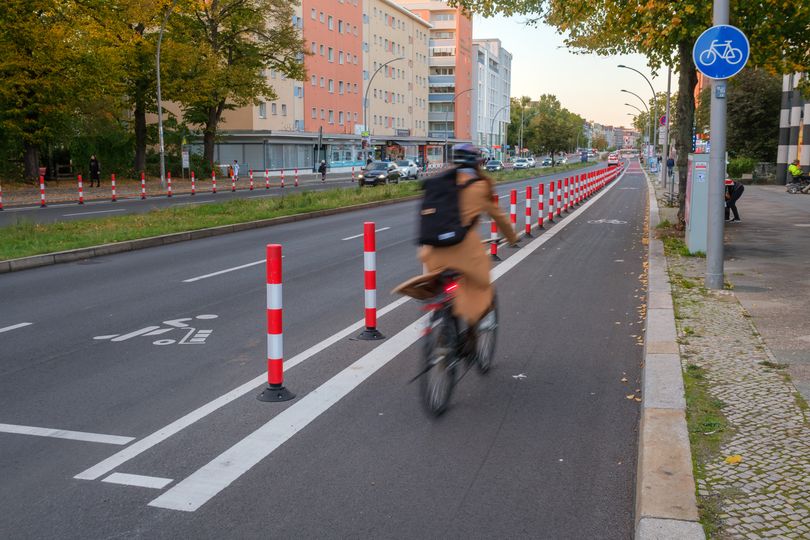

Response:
(419, 169), (518, 325)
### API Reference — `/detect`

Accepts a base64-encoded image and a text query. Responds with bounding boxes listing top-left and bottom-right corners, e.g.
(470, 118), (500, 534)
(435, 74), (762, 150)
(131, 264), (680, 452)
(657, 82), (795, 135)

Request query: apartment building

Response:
(401, 0), (474, 162)
(363, 0), (431, 161)
(197, 0), (437, 173)
(471, 39), (510, 158)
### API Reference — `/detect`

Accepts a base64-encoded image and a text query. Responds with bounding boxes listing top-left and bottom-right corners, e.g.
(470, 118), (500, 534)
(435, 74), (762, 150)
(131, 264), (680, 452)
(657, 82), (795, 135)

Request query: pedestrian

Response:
(232, 160), (240, 182)
(724, 178), (744, 222)
(89, 155), (100, 187)
(318, 160), (327, 182)
(666, 156), (675, 179)
(367, 156), (373, 166)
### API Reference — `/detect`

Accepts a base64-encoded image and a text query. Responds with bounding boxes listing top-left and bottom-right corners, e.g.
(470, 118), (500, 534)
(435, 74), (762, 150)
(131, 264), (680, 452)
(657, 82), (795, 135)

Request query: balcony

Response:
(429, 56), (455, 67)
(429, 39), (455, 48)
(428, 75), (455, 86)
(428, 111), (454, 122)
(430, 19), (455, 30)
(429, 93), (454, 102)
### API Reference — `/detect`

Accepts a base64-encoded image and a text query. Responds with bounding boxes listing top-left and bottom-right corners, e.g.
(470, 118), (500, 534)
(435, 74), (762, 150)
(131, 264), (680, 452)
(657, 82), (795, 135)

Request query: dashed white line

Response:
(0, 423), (134, 445)
(182, 259), (266, 282)
(62, 209), (126, 217)
(0, 322), (32, 334)
(102, 473), (173, 489)
(341, 226), (390, 241)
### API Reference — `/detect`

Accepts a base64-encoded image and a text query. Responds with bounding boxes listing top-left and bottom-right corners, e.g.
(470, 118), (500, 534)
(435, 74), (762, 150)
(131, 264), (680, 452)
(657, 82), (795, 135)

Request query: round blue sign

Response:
(693, 25), (749, 79)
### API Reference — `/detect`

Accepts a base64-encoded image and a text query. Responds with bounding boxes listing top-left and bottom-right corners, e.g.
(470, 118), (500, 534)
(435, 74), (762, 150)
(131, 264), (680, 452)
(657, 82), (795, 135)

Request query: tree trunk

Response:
(202, 100), (226, 169)
(23, 141), (40, 182)
(676, 40), (698, 229)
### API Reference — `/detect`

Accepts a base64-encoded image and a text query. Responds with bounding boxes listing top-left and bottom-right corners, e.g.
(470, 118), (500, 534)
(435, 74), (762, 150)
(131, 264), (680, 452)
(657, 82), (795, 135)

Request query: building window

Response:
(311, 107), (316, 119)
(338, 20), (343, 33)
(320, 77), (325, 87)
(338, 111), (344, 125)
(271, 103), (277, 115)
(339, 51), (344, 64)
(339, 81), (344, 94)
(281, 104), (287, 116)
(310, 41), (316, 53)
(320, 108), (325, 119)
(311, 8), (316, 19)
(319, 12), (324, 22)
(363, 70), (368, 80)
(328, 16), (333, 30)
(311, 75), (316, 86)
(319, 45), (324, 56)
(328, 79), (334, 93)
(328, 110), (334, 124)
(328, 48), (333, 62)
(258, 102), (266, 118)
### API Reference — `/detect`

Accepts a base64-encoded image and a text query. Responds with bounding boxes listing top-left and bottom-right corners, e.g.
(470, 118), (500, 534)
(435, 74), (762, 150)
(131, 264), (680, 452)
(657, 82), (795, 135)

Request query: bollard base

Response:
(257, 385), (296, 402)
(491, 254), (501, 261)
(357, 327), (385, 340)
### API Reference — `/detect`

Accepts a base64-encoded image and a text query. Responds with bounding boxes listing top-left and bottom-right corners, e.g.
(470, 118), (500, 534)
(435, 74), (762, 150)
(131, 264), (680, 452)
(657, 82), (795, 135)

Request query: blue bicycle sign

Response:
(693, 25), (749, 79)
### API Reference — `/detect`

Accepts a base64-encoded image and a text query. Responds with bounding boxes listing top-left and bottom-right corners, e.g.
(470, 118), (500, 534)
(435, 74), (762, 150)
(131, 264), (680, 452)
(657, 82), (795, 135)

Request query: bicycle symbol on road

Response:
(93, 314), (218, 346)
(698, 40), (743, 66)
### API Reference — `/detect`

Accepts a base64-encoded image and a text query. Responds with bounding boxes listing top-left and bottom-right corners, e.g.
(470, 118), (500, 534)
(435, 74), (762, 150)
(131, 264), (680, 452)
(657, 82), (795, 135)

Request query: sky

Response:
(473, 14), (669, 129)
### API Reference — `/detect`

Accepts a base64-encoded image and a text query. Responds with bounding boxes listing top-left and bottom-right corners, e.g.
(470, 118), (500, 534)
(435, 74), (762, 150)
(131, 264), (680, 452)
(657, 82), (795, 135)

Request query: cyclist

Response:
(418, 144), (518, 331)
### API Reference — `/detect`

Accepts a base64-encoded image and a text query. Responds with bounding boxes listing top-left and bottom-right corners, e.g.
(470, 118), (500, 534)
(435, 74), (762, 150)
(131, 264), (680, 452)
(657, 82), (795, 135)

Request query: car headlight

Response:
(378, 174), (386, 179)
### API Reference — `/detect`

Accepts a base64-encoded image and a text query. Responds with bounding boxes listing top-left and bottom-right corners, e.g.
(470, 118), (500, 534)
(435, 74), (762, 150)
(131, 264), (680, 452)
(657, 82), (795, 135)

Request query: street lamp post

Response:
(489, 103), (509, 161)
(363, 57), (405, 162)
(618, 65), (657, 161)
(623, 89), (652, 157)
(443, 88), (474, 163)
(156, 0), (179, 190)
(624, 102), (650, 149)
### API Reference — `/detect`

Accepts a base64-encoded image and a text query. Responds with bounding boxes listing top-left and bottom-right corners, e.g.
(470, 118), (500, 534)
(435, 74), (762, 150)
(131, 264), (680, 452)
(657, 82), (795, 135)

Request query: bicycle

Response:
(699, 40), (743, 66)
(395, 270), (498, 415)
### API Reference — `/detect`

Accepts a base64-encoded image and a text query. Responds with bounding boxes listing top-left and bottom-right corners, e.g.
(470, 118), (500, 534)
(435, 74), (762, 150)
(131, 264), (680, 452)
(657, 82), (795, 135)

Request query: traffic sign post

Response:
(693, 5), (749, 290)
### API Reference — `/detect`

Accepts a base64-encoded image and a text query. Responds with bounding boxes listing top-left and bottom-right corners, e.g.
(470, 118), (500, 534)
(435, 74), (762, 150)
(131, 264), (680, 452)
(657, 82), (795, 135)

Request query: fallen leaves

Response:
(724, 455), (743, 465)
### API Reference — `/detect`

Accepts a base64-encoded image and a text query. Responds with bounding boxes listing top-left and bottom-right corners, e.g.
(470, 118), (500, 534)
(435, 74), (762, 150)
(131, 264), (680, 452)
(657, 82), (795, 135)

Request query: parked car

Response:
(513, 158), (531, 170)
(557, 156), (568, 165)
(607, 153), (620, 167)
(358, 161), (401, 186)
(526, 156), (536, 168)
(541, 157), (553, 167)
(394, 159), (419, 179)
(486, 160), (504, 172)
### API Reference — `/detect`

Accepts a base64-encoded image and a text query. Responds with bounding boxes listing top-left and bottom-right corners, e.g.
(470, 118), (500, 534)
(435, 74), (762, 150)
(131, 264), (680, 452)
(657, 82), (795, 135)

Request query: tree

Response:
(507, 96), (533, 154)
(168, 0), (306, 167)
(450, 0), (810, 227)
(524, 94), (583, 162)
(592, 133), (608, 151)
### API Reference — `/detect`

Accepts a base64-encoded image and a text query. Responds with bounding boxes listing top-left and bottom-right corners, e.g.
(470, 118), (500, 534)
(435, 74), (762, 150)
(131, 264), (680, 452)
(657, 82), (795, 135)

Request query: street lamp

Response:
(622, 89), (651, 152)
(618, 65), (657, 160)
(363, 57), (405, 162)
(156, 0), (180, 190)
(625, 104), (650, 150)
(443, 88), (474, 162)
(489, 103), (509, 161)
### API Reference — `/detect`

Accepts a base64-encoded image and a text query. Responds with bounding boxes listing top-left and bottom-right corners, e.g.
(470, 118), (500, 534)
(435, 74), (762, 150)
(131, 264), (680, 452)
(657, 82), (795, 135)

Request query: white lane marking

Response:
(63, 209), (126, 217)
(102, 473), (173, 489)
(0, 322), (32, 334)
(148, 171), (625, 512)
(74, 295), (409, 481)
(174, 200), (217, 206)
(182, 260), (264, 282)
(0, 423), (134, 445)
(341, 226), (390, 241)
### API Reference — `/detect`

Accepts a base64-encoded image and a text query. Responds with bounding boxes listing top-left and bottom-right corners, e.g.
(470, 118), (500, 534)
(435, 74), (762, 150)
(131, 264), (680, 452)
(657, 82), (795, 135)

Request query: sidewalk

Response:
(652, 178), (810, 538)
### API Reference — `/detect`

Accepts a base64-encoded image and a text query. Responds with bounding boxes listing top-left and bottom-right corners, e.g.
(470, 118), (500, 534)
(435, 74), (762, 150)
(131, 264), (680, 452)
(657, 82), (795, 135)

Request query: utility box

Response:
(685, 153), (710, 254)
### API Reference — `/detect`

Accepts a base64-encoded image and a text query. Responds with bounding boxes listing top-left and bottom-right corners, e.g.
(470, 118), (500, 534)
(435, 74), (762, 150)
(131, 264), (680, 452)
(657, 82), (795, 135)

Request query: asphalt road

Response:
(0, 160), (645, 539)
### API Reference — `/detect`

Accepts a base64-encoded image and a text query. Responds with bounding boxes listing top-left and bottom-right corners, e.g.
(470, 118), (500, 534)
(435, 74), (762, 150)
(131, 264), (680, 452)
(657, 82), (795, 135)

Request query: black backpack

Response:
(418, 167), (481, 246)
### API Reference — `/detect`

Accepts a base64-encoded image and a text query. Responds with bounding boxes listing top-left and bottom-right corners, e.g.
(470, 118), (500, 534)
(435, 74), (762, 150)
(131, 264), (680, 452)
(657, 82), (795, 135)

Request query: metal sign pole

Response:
(705, 0), (730, 290)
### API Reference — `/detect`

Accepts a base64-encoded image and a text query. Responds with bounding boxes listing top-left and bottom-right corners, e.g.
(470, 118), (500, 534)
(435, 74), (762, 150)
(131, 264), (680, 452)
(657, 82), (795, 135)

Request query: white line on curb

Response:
(147, 169), (625, 512)
(0, 322), (32, 334)
(0, 423), (134, 445)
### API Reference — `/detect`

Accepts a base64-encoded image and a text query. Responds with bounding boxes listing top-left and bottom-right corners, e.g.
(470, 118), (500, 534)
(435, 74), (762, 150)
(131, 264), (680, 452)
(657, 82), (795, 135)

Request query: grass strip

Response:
(0, 161), (591, 261)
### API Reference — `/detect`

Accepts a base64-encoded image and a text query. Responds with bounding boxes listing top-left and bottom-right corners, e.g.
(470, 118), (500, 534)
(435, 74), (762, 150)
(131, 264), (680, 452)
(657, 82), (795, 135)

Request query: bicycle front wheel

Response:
(421, 308), (459, 416)
(475, 295), (498, 374)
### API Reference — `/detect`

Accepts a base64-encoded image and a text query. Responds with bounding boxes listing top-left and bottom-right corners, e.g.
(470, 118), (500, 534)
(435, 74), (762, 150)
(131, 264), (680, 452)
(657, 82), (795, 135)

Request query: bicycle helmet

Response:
(452, 144), (482, 168)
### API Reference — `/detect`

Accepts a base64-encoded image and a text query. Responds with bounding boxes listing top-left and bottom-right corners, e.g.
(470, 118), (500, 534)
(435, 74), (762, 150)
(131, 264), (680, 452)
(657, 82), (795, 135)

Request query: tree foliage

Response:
(450, 0), (810, 226)
(520, 94), (584, 159)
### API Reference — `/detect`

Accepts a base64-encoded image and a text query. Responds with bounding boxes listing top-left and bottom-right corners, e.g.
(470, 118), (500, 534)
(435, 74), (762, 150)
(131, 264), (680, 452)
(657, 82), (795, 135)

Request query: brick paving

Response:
(664, 226), (810, 539)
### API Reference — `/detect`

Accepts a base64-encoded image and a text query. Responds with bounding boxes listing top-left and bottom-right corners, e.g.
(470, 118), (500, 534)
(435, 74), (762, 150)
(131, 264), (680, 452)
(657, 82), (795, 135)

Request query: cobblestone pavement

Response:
(668, 254), (810, 539)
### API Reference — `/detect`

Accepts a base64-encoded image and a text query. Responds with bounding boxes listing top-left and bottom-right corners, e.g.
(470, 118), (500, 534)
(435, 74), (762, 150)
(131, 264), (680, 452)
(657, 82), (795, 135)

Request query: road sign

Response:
(181, 149), (190, 169)
(693, 25), (749, 79)
(659, 115), (667, 126)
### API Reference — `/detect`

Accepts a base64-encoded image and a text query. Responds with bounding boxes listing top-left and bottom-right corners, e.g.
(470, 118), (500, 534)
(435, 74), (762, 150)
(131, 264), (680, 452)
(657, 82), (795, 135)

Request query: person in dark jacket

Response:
(318, 160), (327, 182)
(89, 155), (101, 187)
(724, 179), (744, 222)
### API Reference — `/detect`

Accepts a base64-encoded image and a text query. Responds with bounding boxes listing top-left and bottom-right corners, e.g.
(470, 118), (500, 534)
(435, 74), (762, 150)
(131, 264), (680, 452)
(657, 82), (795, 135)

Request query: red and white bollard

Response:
(39, 175), (47, 207)
(191, 171), (196, 195)
(212, 171), (217, 193)
(140, 172), (146, 200)
(77, 174), (84, 204)
(231, 172), (236, 192)
(249, 169), (254, 191)
(111, 174), (117, 202)
(547, 181), (555, 222)
(524, 186), (532, 237)
(167, 171), (173, 197)
(295, 168), (299, 187)
(510, 189), (517, 232)
(491, 193), (500, 260)
(265, 169), (270, 189)
(257, 243), (296, 402)
(281, 169), (285, 188)
(352, 166), (356, 182)
(564, 178), (570, 211)
(556, 179), (562, 217)
(537, 183), (544, 229)
(358, 222), (385, 340)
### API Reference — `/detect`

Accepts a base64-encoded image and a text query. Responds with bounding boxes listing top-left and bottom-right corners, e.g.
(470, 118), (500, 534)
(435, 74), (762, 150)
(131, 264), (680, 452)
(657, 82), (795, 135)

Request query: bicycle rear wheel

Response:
(421, 308), (459, 416)
(475, 295), (498, 374)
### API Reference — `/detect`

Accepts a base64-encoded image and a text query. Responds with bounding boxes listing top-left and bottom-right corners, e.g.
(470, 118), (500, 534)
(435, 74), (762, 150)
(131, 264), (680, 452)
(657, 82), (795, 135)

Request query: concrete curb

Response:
(0, 195), (421, 274)
(635, 166), (705, 539)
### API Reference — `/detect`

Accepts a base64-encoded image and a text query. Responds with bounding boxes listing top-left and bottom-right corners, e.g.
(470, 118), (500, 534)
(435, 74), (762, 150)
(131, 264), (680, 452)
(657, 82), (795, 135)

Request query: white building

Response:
(471, 39), (511, 158)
